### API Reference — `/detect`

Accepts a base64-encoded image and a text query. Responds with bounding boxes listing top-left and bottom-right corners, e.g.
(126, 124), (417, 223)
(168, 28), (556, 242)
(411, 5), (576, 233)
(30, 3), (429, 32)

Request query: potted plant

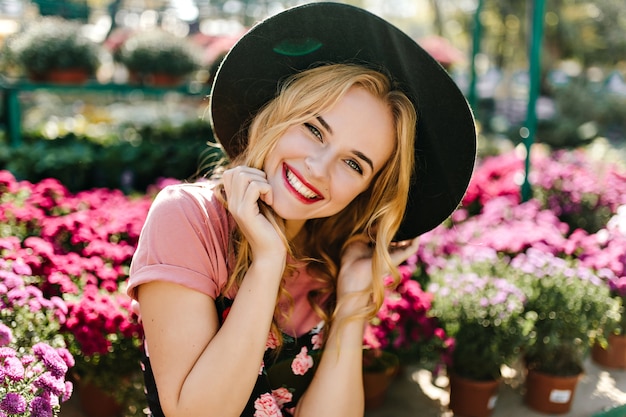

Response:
(362, 261), (453, 410)
(364, 261), (452, 369)
(118, 29), (201, 86)
(426, 249), (533, 417)
(4, 17), (102, 83)
(62, 284), (145, 417)
(576, 210), (626, 369)
(360, 347), (400, 410)
(510, 248), (620, 414)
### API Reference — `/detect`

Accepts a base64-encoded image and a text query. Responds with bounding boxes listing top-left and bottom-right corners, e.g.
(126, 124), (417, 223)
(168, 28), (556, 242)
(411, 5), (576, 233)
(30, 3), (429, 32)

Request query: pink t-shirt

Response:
(127, 182), (327, 336)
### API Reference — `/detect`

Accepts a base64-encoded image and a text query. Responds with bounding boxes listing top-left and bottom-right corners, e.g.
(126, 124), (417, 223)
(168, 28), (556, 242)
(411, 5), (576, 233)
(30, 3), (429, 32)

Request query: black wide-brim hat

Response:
(210, 2), (476, 240)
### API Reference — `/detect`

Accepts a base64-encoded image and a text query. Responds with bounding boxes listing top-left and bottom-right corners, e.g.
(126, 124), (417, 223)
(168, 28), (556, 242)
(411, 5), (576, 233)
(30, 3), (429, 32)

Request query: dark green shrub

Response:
(118, 30), (200, 78)
(4, 17), (101, 78)
(0, 120), (223, 193)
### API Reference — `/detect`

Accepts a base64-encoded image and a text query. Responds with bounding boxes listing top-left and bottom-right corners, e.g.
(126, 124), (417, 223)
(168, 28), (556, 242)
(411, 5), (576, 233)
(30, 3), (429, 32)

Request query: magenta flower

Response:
(0, 392), (27, 414)
(29, 395), (53, 417)
(3, 355), (25, 381)
(32, 343), (68, 379)
(33, 371), (66, 396)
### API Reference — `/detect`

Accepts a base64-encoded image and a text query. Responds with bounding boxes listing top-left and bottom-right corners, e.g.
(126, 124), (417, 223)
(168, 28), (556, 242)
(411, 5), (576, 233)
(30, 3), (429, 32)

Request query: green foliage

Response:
(3, 17), (101, 77)
(0, 120), (224, 193)
(119, 29), (201, 77)
(538, 77), (626, 149)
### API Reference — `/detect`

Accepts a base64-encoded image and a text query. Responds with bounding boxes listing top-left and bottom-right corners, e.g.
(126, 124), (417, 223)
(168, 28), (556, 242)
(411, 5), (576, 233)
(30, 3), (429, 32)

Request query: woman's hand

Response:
(336, 237), (420, 300)
(222, 166), (286, 258)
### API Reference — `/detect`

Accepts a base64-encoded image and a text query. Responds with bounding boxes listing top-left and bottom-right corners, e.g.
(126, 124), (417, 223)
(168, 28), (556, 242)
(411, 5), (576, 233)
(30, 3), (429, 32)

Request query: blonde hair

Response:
(216, 63), (416, 347)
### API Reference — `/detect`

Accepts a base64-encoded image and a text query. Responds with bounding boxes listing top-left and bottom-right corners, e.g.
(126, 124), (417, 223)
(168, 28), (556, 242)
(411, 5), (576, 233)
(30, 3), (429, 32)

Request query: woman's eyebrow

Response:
(316, 115), (332, 134)
(352, 150), (374, 172)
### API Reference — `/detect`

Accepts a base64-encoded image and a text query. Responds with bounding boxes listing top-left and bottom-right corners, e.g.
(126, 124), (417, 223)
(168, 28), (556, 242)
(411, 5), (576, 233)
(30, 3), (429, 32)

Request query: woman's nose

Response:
(305, 149), (332, 179)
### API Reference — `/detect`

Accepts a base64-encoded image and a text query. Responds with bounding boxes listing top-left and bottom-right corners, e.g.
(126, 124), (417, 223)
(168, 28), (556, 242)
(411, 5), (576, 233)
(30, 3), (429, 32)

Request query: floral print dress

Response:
(141, 296), (326, 417)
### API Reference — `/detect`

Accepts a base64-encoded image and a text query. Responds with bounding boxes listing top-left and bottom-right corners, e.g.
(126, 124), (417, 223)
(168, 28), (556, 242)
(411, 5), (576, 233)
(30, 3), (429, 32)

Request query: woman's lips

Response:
(283, 164), (323, 203)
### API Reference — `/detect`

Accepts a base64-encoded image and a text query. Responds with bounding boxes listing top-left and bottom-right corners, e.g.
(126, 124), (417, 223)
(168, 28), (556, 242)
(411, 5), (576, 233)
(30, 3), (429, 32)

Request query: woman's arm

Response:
(295, 238), (420, 417)
(138, 253), (284, 417)
(138, 166), (287, 417)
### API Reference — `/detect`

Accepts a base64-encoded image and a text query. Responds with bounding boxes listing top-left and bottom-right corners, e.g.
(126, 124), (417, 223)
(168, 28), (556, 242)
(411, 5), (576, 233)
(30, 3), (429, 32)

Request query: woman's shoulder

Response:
(154, 180), (227, 216)
(157, 180), (220, 201)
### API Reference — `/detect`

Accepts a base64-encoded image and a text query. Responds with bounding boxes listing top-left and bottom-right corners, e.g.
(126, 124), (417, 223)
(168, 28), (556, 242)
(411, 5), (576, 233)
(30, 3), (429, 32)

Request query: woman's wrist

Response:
(248, 252), (287, 279)
(334, 291), (371, 320)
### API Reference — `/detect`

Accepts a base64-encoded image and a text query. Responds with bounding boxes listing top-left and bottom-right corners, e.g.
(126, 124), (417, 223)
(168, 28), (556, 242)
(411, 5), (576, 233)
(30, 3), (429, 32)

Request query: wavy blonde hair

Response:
(215, 63), (416, 347)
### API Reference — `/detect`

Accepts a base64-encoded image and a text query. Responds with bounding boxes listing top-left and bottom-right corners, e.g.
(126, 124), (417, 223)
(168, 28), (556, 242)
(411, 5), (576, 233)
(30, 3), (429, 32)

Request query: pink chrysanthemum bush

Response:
(0, 339), (74, 417)
(0, 170), (160, 415)
(415, 144), (626, 377)
(0, 254), (74, 417)
(463, 145), (626, 234)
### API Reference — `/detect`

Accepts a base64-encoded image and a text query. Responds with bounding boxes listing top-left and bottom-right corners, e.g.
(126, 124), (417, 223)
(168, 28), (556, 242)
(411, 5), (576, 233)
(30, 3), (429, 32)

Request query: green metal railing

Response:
(468, 0), (546, 202)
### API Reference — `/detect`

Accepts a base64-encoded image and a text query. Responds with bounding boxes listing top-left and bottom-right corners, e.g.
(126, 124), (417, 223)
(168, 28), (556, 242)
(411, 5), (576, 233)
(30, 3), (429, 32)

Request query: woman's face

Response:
(263, 86), (395, 234)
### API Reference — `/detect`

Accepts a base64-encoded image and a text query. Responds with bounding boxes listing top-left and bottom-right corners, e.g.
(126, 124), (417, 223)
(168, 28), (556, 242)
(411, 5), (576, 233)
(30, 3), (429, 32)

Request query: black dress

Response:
(141, 296), (326, 417)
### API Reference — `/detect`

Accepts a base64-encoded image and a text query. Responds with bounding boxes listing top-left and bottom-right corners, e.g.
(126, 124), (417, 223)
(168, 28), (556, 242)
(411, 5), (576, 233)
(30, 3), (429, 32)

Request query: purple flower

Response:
(55, 347), (75, 369)
(0, 323), (12, 347)
(0, 347), (16, 359)
(3, 355), (25, 381)
(34, 371), (66, 396)
(32, 343), (67, 379)
(30, 395), (53, 417)
(61, 380), (74, 402)
(11, 259), (32, 276)
(20, 354), (36, 366)
(0, 392), (27, 414)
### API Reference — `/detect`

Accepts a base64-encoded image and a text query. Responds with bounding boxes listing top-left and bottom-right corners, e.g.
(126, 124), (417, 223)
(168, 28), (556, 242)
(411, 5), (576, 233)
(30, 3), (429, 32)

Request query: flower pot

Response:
(128, 71), (184, 87)
(449, 374), (500, 417)
(363, 352), (400, 410)
(77, 379), (124, 417)
(592, 334), (626, 369)
(524, 369), (580, 414)
(29, 68), (90, 84)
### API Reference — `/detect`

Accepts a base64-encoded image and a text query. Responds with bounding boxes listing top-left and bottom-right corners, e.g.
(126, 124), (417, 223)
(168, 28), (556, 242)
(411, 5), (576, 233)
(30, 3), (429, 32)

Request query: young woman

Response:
(127, 3), (476, 417)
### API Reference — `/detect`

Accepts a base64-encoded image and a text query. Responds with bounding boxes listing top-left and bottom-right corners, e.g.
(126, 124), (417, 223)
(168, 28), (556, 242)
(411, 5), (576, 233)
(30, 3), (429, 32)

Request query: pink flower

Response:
(271, 387), (293, 408)
(0, 323), (12, 347)
(291, 347), (314, 376)
(265, 331), (279, 350)
(311, 332), (324, 350)
(254, 393), (283, 417)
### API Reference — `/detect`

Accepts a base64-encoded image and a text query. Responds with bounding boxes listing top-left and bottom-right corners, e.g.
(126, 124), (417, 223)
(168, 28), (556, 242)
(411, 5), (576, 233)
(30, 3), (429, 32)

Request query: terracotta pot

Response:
(449, 374), (500, 417)
(48, 69), (90, 84)
(128, 71), (183, 87)
(592, 334), (626, 369)
(363, 354), (399, 410)
(149, 73), (184, 87)
(524, 369), (580, 414)
(30, 68), (90, 84)
(77, 379), (124, 417)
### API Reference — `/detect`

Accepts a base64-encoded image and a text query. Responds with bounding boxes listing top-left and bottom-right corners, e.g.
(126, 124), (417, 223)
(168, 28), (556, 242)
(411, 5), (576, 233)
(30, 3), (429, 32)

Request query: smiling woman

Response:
(126, 3), (475, 417)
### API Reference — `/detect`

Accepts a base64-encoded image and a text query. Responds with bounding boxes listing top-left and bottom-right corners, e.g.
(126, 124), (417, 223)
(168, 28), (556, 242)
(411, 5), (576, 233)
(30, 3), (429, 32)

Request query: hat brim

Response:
(210, 2), (476, 240)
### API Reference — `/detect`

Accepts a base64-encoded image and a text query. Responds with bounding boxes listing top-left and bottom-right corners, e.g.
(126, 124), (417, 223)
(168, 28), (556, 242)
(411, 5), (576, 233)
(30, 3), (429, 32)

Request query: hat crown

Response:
(210, 2), (476, 239)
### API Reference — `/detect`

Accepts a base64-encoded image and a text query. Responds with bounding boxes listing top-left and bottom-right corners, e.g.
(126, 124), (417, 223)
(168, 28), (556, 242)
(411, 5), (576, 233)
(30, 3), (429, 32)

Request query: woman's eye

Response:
(305, 123), (323, 141)
(345, 159), (363, 174)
